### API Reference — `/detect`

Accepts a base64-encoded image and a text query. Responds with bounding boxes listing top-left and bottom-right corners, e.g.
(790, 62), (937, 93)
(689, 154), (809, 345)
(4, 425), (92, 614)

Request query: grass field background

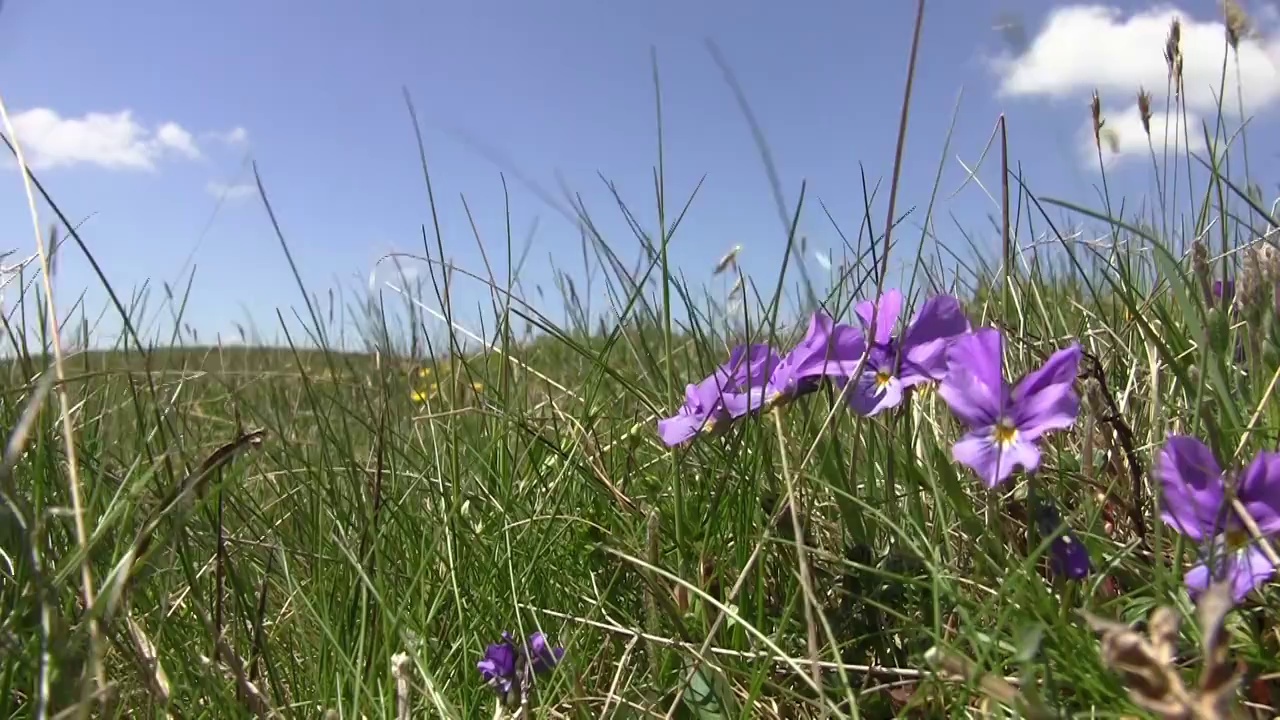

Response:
(2, 4), (1280, 718)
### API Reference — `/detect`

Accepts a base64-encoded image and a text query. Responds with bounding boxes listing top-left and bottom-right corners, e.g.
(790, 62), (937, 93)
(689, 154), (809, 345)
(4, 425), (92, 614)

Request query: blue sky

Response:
(1, 0), (1277, 349)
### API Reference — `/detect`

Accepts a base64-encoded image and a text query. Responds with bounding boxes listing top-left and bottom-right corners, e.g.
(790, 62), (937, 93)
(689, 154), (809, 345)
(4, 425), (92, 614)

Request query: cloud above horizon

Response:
(7, 108), (245, 171)
(206, 180), (256, 200)
(991, 3), (1280, 167)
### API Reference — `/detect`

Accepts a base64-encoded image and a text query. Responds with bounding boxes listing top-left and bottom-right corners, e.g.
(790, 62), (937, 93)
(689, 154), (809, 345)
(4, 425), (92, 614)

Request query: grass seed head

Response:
(1238, 244), (1267, 312)
(1222, 0), (1252, 50)
(713, 244), (742, 275)
(1137, 88), (1154, 136)
(1192, 239), (1212, 302)
(1090, 90), (1105, 145)
(1166, 18), (1185, 90)
(1253, 238), (1280, 283)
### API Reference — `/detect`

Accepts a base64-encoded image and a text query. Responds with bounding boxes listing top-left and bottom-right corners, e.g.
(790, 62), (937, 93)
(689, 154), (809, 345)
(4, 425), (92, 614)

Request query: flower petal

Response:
(720, 344), (781, 389)
(938, 329), (1006, 428)
(1184, 561), (1211, 598)
(1238, 449), (1280, 536)
(775, 313), (867, 388)
(688, 375), (725, 409)
(1157, 435), (1228, 541)
(1013, 343), (1081, 402)
(1011, 380), (1079, 440)
(477, 638), (518, 692)
(724, 346), (780, 398)
(900, 294), (969, 381)
(656, 414), (702, 447)
(1187, 544), (1276, 603)
(1212, 279), (1236, 307)
(1229, 544), (1277, 603)
(1049, 532), (1092, 580)
(900, 338), (951, 386)
(855, 288), (903, 345)
(1033, 502), (1092, 580)
(846, 371), (904, 417)
(527, 632), (565, 674)
(952, 429), (1040, 488)
(722, 386), (769, 419)
(904, 294), (968, 342)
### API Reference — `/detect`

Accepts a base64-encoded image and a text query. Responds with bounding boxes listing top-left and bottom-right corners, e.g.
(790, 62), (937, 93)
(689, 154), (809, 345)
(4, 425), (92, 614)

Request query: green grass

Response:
(3, 6), (1280, 718)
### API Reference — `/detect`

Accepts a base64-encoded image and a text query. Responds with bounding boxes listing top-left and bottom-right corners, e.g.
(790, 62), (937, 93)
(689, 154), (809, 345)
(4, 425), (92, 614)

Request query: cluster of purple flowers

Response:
(476, 631), (565, 702)
(656, 289), (971, 446)
(658, 289), (1092, 577)
(657, 290), (1085, 488)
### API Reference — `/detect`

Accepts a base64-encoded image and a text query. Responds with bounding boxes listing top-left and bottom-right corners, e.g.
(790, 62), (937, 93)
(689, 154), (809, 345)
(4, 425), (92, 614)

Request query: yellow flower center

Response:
(874, 371), (892, 390)
(1224, 528), (1250, 550)
(993, 419), (1018, 447)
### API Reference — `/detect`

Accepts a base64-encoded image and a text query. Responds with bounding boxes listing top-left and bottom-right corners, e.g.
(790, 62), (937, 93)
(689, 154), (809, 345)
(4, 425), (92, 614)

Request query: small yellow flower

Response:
(411, 383), (440, 403)
(417, 367), (433, 378)
(471, 382), (485, 393)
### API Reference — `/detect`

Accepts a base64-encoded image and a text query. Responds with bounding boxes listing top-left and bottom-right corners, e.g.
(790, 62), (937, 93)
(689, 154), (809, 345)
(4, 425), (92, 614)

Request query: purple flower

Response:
(476, 631), (566, 697)
(762, 312), (866, 407)
(844, 290), (969, 416)
(656, 344), (778, 446)
(1156, 436), (1280, 603)
(527, 631), (566, 674)
(717, 344), (782, 419)
(477, 632), (519, 694)
(656, 375), (731, 447)
(1210, 279), (1236, 307)
(938, 329), (1082, 488)
(1033, 501), (1092, 580)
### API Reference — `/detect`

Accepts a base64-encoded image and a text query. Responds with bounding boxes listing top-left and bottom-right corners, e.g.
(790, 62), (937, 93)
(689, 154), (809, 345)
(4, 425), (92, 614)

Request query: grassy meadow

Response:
(4, 6), (1280, 719)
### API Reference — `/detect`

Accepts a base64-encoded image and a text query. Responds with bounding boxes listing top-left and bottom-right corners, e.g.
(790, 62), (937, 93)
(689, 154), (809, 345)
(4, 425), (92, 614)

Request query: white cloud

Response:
(205, 180), (256, 200)
(204, 126), (249, 146)
(367, 258), (430, 293)
(8, 108), (214, 171)
(155, 122), (201, 159)
(992, 4), (1280, 164)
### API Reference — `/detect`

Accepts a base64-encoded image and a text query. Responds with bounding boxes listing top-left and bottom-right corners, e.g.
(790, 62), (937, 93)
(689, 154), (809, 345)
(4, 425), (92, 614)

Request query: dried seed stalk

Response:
(1082, 582), (1246, 719)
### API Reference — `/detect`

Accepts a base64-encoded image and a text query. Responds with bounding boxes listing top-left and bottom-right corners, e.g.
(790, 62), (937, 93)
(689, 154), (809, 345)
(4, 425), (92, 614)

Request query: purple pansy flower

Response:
(477, 631), (566, 698)
(528, 631), (566, 673)
(843, 289), (969, 416)
(1157, 436), (1280, 603)
(760, 312), (866, 407)
(477, 632), (519, 694)
(656, 374), (732, 447)
(1033, 501), (1092, 580)
(718, 344), (782, 419)
(656, 344), (778, 446)
(938, 329), (1082, 488)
